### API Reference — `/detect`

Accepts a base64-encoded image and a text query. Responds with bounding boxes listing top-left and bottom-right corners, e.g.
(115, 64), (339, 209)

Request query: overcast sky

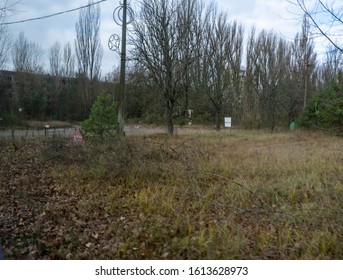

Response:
(5, 0), (305, 75)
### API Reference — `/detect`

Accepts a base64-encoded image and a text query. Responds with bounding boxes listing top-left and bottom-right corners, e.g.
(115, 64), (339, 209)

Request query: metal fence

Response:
(0, 127), (76, 139)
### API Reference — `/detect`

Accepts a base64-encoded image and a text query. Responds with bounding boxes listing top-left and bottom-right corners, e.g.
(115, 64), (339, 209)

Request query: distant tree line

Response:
(0, 0), (109, 124)
(0, 0), (342, 133)
(127, 0), (342, 133)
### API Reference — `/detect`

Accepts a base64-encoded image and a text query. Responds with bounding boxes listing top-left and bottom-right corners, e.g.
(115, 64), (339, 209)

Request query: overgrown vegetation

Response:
(0, 130), (342, 259)
(1, 1), (342, 133)
(299, 82), (343, 134)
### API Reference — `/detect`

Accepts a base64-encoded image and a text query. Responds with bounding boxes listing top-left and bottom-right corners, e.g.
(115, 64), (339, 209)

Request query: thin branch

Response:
(318, 0), (343, 25)
(295, 0), (343, 53)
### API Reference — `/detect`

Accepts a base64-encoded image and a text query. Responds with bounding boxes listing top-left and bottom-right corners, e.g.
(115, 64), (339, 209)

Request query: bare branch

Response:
(293, 0), (343, 53)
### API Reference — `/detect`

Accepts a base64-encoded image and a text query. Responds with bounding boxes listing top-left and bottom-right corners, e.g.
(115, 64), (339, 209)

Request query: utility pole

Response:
(108, 0), (129, 135)
(118, 0), (127, 135)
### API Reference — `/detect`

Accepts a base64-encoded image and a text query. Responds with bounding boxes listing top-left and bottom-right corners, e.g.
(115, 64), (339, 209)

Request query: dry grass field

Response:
(0, 129), (342, 259)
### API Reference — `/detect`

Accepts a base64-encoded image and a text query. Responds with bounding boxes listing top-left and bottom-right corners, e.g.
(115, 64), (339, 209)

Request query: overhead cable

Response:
(2, 0), (108, 25)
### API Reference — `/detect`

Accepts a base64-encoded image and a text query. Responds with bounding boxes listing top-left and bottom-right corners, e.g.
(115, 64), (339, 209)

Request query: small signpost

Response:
(72, 128), (84, 146)
(224, 117), (232, 131)
(187, 109), (193, 125)
(44, 125), (50, 137)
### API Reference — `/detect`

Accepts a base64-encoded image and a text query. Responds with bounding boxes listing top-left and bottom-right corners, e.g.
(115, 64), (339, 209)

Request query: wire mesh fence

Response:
(0, 127), (76, 139)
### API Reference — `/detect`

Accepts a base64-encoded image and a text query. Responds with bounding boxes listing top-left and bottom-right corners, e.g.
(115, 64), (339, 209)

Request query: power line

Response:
(2, 0), (109, 25)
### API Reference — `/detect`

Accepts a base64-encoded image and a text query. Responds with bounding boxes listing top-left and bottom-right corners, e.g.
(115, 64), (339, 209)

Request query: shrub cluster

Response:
(299, 83), (343, 134)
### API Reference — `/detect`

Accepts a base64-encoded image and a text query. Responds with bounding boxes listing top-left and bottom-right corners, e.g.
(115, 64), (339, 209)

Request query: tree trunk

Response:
(215, 109), (221, 131)
(166, 103), (174, 136)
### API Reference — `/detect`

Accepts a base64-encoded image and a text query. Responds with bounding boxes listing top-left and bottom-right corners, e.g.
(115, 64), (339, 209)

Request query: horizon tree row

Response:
(128, 0), (324, 133)
(0, 0), (341, 131)
(0, 0), (105, 122)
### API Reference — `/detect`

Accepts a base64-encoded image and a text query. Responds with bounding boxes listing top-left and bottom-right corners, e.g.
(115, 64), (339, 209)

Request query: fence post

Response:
(44, 125), (49, 137)
(0, 240), (4, 260)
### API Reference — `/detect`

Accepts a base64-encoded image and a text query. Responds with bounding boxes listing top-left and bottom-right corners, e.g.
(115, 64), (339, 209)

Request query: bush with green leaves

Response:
(81, 92), (118, 139)
(299, 83), (343, 133)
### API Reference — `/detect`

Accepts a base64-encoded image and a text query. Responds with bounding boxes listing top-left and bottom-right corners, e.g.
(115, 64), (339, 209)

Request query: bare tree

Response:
(0, 0), (21, 14)
(49, 41), (62, 77)
(225, 21), (244, 123)
(291, 0), (343, 53)
(131, 0), (200, 135)
(249, 30), (293, 131)
(75, 0), (103, 116)
(176, 0), (204, 115)
(243, 27), (261, 127)
(319, 47), (343, 86)
(75, 0), (103, 80)
(12, 32), (28, 72)
(1, 1), (22, 115)
(0, 12), (11, 69)
(291, 16), (317, 112)
(12, 33), (45, 117)
(0, 1), (25, 69)
(12, 32), (44, 73)
(196, 5), (243, 130)
(62, 42), (75, 77)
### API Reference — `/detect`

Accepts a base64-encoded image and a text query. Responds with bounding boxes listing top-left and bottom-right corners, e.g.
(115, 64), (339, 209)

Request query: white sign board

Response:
(224, 117), (232, 128)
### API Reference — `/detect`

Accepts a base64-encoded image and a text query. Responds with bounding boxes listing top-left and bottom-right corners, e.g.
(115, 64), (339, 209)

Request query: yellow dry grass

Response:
(1, 129), (342, 259)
